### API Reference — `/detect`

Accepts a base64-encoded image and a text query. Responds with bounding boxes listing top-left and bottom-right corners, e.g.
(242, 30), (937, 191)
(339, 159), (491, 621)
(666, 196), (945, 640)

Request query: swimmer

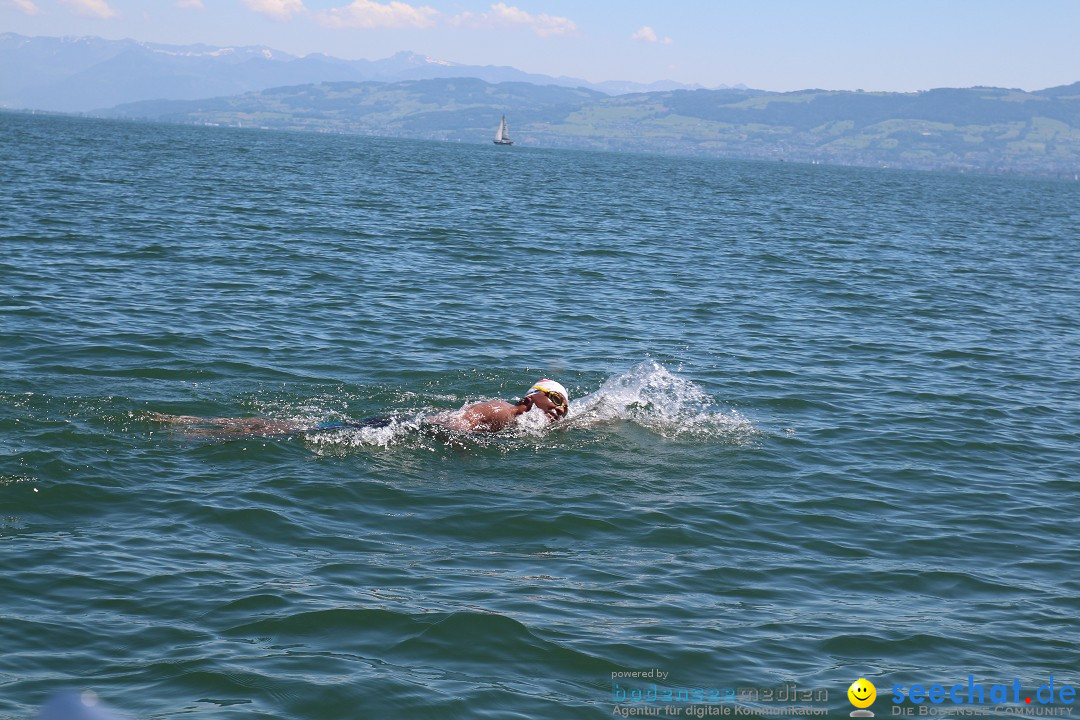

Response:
(147, 379), (570, 437)
(431, 379), (569, 432)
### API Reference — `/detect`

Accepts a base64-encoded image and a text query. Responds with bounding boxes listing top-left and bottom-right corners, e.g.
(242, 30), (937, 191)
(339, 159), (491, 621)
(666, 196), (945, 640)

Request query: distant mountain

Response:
(102, 77), (608, 133)
(0, 33), (710, 112)
(7, 32), (1077, 175)
(97, 78), (1080, 176)
(1033, 80), (1080, 99)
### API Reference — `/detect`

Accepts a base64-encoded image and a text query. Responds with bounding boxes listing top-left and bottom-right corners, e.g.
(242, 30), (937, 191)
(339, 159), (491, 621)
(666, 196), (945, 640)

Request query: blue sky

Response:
(3, 0), (1079, 91)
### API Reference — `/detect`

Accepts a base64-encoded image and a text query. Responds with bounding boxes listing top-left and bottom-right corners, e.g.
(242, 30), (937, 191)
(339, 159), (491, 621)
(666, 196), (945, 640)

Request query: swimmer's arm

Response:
(462, 400), (527, 431)
(426, 399), (531, 432)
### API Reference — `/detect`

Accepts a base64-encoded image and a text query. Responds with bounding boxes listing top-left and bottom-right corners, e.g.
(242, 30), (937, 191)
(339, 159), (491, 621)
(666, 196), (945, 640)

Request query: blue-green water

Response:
(1, 112), (1078, 719)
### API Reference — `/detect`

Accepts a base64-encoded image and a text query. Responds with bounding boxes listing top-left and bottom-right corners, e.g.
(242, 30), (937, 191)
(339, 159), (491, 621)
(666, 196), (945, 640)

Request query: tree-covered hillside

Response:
(100, 78), (1080, 176)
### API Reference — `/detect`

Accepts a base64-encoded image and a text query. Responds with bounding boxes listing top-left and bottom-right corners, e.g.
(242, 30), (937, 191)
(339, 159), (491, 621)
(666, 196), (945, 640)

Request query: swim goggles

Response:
(529, 387), (568, 413)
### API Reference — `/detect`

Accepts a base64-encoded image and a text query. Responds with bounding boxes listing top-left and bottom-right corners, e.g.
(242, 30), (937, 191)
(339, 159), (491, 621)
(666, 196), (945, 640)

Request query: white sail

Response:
(494, 115), (512, 144)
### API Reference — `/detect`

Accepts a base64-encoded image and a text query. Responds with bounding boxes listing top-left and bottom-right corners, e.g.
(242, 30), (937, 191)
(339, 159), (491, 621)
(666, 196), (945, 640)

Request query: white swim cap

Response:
(526, 379), (569, 408)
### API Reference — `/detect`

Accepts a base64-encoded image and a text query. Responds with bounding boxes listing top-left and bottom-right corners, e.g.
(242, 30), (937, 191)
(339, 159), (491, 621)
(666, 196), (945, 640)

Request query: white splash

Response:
(303, 414), (425, 449)
(567, 360), (755, 442)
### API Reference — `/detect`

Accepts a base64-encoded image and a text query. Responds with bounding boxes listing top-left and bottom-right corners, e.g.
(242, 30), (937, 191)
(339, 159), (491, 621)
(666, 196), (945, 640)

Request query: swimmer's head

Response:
(526, 379), (569, 417)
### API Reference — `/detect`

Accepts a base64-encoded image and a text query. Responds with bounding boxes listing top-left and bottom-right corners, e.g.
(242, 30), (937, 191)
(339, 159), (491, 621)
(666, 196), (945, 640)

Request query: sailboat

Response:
(493, 115), (513, 145)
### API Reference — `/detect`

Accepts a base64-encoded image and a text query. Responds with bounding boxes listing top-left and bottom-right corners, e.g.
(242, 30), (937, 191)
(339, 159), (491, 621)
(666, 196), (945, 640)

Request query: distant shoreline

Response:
(6, 106), (1079, 181)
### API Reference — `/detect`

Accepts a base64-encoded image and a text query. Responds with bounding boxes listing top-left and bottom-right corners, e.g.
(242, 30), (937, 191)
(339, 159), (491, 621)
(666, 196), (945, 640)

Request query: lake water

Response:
(1, 112), (1078, 719)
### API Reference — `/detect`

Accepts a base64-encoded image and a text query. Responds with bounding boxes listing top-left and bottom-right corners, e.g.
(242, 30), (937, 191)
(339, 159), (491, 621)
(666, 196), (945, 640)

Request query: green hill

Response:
(100, 78), (1080, 176)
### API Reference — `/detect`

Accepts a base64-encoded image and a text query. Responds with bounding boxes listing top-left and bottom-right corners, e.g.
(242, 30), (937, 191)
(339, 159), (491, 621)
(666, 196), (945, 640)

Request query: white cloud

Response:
(242, 0), (305, 20)
(60, 0), (116, 18)
(317, 0), (438, 29)
(452, 3), (577, 38)
(176, 0), (204, 9)
(6, 0), (41, 15)
(631, 25), (671, 44)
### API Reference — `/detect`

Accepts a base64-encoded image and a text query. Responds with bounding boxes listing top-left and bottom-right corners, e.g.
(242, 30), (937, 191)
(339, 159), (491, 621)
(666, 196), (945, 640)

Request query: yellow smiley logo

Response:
(848, 678), (877, 709)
